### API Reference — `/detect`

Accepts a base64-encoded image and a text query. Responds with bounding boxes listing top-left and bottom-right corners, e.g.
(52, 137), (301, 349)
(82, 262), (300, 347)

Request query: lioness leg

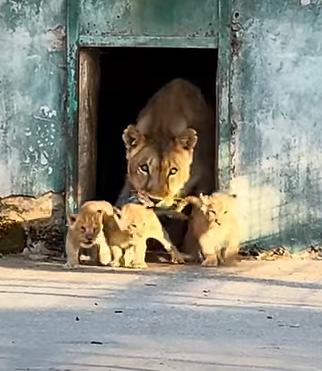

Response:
(110, 245), (123, 267)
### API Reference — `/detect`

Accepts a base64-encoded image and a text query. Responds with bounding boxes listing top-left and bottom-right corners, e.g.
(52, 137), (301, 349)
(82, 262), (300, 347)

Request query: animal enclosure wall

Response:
(1, 0), (322, 255)
(229, 0), (322, 250)
(0, 1), (66, 196)
(0, 1), (67, 254)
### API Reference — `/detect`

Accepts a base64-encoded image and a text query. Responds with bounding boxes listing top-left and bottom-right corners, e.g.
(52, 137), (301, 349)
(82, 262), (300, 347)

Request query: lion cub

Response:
(103, 209), (136, 268)
(182, 193), (241, 267)
(65, 201), (114, 269)
(111, 203), (185, 268)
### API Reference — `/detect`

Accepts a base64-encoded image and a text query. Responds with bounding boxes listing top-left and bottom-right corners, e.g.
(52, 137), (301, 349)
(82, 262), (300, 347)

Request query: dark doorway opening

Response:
(78, 47), (218, 205)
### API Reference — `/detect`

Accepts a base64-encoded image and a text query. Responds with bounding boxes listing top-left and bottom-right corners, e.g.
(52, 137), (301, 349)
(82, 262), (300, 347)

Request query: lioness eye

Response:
(169, 167), (178, 176)
(139, 164), (149, 174)
(81, 226), (86, 232)
(209, 210), (216, 215)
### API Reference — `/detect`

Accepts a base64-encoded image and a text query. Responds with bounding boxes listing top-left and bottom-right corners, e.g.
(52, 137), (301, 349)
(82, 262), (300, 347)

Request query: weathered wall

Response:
(0, 0), (66, 197)
(78, 0), (217, 39)
(0, 0), (66, 254)
(230, 0), (322, 251)
(1, 0), (321, 254)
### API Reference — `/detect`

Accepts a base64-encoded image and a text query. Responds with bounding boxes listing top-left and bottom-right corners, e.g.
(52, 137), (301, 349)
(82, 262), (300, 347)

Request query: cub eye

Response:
(138, 164), (149, 174)
(81, 226), (86, 232)
(169, 167), (178, 176)
(208, 210), (216, 215)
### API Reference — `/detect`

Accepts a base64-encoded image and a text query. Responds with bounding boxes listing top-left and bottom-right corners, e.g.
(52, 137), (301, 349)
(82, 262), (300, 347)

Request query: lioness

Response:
(117, 78), (215, 208)
(182, 193), (241, 266)
(111, 203), (185, 268)
(64, 200), (114, 269)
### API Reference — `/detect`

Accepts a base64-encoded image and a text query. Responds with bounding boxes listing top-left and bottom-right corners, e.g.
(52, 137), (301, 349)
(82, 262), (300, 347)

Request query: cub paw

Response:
(63, 261), (78, 270)
(170, 251), (185, 265)
(201, 256), (218, 267)
(99, 256), (112, 266)
(131, 262), (148, 269)
(109, 260), (121, 268)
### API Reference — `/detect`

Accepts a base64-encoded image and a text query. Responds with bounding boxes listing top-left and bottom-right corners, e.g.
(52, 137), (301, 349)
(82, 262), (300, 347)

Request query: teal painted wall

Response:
(1, 0), (322, 251)
(230, 0), (322, 250)
(0, 0), (66, 197)
(78, 0), (217, 38)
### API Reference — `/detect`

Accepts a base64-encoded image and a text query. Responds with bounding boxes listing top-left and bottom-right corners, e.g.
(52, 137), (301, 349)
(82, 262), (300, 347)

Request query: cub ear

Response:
(67, 214), (77, 226)
(122, 125), (145, 150)
(176, 128), (198, 150)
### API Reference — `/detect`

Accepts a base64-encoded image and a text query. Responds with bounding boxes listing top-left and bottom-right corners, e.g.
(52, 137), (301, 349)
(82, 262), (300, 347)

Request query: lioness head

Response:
(122, 125), (198, 200)
(67, 209), (104, 248)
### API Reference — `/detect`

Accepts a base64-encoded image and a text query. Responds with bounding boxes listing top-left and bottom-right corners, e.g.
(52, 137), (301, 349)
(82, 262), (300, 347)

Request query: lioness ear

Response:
(67, 214), (77, 226)
(122, 125), (145, 150)
(176, 128), (198, 150)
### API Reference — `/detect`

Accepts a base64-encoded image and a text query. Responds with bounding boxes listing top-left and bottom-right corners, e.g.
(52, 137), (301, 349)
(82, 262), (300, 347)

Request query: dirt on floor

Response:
(0, 255), (322, 370)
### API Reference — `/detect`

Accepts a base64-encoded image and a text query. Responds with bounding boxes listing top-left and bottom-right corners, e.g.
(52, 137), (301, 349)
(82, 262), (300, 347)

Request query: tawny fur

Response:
(117, 78), (215, 207)
(102, 209), (136, 268)
(110, 203), (185, 268)
(182, 193), (241, 267)
(64, 201), (114, 269)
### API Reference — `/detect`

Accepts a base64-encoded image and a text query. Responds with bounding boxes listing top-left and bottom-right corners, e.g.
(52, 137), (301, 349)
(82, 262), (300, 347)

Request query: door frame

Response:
(66, 0), (233, 214)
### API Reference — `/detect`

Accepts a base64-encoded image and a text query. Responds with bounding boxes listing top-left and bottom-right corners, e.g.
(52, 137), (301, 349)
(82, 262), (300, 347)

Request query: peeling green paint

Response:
(1, 0), (320, 252)
(230, 0), (322, 251)
(0, 0), (66, 197)
(78, 0), (218, 38)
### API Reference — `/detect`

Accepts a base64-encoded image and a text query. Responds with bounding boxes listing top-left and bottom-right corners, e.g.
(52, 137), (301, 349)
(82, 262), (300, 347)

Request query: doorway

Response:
(77, 47), (218, 205)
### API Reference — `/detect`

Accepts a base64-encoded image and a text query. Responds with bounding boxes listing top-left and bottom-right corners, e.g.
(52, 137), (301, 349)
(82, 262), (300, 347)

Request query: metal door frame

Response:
(66, 0), (232, 214)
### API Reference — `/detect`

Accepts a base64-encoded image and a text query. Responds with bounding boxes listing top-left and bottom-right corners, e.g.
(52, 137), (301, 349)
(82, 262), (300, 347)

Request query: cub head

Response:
(122, 124), (198, 201)
(67, 209), (104, 247)
(187, 193), (237, 228)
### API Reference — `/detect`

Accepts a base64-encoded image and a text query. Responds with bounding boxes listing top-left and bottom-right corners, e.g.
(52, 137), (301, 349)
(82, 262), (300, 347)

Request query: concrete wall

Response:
(0, 0), (66, 254)
(0, 0), (66, 197)
(230, 0), (322, 251)
(1, 0), (322, 253)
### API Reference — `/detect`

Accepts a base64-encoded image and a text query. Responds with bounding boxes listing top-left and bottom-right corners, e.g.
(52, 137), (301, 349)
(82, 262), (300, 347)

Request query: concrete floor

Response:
(0, 256), (322, 371)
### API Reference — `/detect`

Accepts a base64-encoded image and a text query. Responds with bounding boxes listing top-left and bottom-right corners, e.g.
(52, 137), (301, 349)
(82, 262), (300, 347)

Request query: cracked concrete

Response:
(0, 257), (321, 371)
